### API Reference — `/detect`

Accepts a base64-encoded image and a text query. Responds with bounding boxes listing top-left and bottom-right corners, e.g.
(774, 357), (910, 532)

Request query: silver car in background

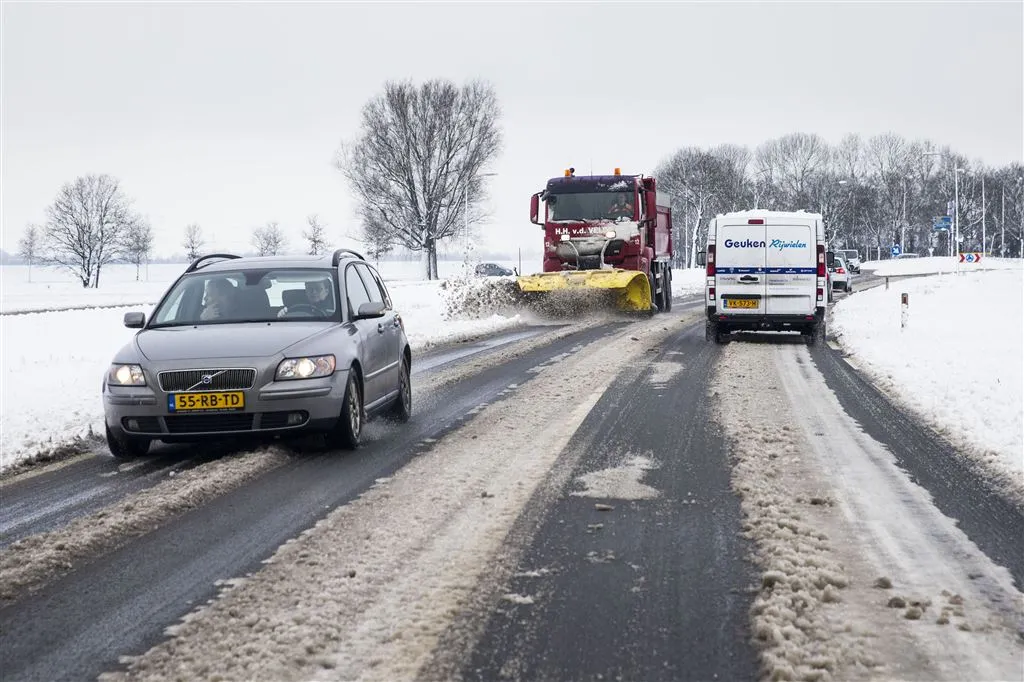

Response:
(102, 250), (412, 459)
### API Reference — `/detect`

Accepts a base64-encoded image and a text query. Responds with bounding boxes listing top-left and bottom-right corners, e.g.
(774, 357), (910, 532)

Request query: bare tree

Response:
(303, 214), (330, 255)
(18, 224), (42, 282)
(183, 223), (205, 261)
(338, 78), (503, 279)
(760, 133), (831, 209)
(656, 148), (727, 268)
(252, 221), (286, 256)
(359, 213), (396, 265)
(41, 174), (141, 288)
(122, 219), (154, 281)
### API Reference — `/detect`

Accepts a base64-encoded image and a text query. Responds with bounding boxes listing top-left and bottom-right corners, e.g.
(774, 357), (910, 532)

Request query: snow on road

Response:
(717, 342), (1023, 682)
(96, 314), (688, 682)
(830, 262), (1023, 496)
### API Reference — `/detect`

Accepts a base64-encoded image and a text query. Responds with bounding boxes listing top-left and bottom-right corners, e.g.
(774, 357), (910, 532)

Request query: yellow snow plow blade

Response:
(516, 269), (652, 313)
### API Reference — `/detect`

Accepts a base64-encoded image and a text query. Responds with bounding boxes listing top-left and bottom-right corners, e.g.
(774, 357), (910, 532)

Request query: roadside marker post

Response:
(901, 293), (909, 330)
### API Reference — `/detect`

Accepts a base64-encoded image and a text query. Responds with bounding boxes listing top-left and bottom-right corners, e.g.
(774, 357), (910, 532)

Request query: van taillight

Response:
(709, 287), (716, 299)
(706, 245), (716, 276)
(817, 245), (826, 277)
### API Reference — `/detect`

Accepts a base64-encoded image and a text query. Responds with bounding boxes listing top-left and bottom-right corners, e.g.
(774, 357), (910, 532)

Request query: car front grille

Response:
(158, 368), (257, 392)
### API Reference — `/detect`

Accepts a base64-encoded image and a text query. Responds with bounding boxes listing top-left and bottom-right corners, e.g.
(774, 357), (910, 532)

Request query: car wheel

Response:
(328, 369), (362, 449)
(105, 423), (150, 460)
(386, 355), (412, 423)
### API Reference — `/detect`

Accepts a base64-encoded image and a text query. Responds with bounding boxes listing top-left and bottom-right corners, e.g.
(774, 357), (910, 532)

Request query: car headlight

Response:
(276, 354), (336, 380)
(108, 364), (146, 386)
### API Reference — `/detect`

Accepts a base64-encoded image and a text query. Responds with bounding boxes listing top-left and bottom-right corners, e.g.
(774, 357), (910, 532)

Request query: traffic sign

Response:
(932, 216), (952, 231)
(958, 252), (983, 263)
(890, 245), (902, 257)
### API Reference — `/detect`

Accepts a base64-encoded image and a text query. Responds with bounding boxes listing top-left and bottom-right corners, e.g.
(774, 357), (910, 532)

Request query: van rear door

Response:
(765, 221), (816, 315)
(715, 221), (766, 317)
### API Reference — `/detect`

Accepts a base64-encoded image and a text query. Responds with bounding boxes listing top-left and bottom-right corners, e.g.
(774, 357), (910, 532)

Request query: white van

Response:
(696, 210), (833, 344)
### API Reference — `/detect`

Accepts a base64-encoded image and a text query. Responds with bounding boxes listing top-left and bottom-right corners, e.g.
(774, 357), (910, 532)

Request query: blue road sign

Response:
(933, 215), (952, 231)
(891, 245), (902, 257)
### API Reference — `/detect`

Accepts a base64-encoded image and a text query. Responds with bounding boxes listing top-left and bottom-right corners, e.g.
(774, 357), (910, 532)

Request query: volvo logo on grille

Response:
(186, 370), (226, 392)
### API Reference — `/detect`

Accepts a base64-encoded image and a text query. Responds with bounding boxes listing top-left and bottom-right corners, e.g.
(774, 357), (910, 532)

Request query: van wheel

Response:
(805, 322), (825, 346)
(705, 320), (717, 342)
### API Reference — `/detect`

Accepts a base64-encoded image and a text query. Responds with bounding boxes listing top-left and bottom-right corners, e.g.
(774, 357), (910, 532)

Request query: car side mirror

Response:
(354, 301), (386, 320)
(124, 312), (146, 328)
(826, 251), (835, 268)
(696, 251), (706, 267)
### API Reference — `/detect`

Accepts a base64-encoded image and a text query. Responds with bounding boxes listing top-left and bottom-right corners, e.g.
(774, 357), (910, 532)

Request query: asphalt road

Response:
(455, 321), (760, 682)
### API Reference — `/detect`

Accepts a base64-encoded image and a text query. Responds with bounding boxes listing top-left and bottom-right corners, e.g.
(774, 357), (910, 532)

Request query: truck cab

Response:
(697, 210), (833, 345)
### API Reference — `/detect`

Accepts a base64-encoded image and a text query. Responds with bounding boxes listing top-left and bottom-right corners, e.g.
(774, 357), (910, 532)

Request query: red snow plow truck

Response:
(517, 167), (674, 314)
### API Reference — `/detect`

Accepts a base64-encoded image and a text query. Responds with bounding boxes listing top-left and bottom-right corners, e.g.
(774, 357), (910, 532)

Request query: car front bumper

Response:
(104, 368), (349, 441)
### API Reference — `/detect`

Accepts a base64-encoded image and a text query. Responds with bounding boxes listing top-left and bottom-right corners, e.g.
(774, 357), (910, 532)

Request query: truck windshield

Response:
(547, 191), (635, 222)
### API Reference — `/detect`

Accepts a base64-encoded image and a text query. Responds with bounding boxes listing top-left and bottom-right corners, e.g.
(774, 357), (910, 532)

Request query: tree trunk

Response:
(429, 246), (439, 280)
(93, 265), (102, 288)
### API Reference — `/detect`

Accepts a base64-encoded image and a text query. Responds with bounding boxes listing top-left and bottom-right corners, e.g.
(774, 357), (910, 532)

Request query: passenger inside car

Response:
(199, 277), (238, 320)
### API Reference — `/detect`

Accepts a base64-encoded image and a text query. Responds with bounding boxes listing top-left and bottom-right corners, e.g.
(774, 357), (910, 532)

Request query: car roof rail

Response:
(331, 248), (367, 266)
(185, 253), (242, 273)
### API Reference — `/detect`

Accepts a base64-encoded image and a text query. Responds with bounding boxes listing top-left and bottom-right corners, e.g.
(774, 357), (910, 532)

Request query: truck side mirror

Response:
(696, 251), (706, 267)
(530, 193), (541, 226)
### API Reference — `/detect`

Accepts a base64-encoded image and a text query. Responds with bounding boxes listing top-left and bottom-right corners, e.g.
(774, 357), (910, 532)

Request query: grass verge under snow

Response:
(830, 269), (1023, 498)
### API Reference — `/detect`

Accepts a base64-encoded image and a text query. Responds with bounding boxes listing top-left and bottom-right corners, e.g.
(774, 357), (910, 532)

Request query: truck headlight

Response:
(276, 355), (336, 380)
(109, 364), (146, 386)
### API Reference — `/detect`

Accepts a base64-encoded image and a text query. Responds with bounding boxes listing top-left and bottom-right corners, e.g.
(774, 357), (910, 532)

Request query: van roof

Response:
(715, 209), (824, 222)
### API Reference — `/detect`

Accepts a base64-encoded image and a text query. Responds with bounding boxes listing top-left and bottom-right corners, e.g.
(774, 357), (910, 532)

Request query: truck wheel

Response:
(664, 269), (673, 312)
(651, 271), (664, 312)
(705, 319), (716, 342)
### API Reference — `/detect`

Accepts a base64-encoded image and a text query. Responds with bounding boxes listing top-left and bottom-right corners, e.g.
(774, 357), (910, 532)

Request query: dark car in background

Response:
(474, 262), (516, 277)
(102, 250), (412, 458)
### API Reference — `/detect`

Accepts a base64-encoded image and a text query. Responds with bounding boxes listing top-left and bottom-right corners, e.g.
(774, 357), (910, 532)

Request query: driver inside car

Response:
(277, 278), (335, 318)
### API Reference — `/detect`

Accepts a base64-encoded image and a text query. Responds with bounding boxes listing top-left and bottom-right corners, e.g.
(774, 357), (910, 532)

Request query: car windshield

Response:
(547, 191), (635, 222)
(149, 268), (341, 327)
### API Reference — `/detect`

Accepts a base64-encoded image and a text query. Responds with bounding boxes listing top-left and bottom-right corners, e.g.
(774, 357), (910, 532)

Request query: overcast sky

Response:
(3, 1), (1021, 259)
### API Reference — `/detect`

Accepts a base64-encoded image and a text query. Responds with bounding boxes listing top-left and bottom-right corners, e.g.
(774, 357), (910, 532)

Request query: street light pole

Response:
(954, 167), (964, 273)
(981, 174), (986, 255)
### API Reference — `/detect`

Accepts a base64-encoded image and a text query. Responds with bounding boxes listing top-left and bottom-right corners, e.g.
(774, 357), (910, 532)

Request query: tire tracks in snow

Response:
(715, 340), (1023, 682)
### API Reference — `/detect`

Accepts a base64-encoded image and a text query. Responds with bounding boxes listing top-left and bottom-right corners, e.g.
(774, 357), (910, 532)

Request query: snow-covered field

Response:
(830, 256), (1023, 487)
(0, 261), (706, 472)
